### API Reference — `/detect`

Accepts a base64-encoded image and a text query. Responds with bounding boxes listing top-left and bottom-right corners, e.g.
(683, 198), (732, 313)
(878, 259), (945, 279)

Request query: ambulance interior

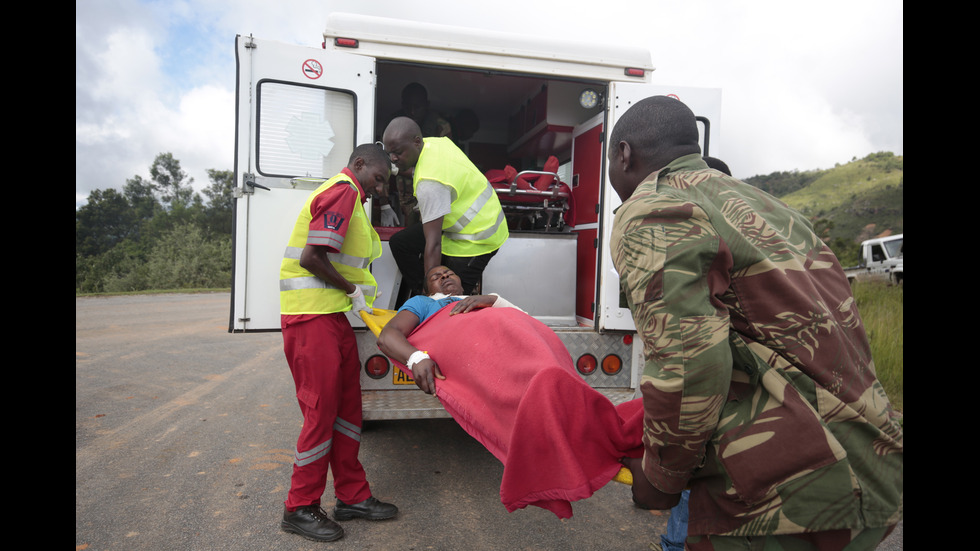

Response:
(370, 61), (610, 326)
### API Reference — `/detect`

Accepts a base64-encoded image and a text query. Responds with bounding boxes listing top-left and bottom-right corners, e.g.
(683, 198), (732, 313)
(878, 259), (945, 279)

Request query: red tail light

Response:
(576, 354), (598, 375)
(365, 355), (390, 379)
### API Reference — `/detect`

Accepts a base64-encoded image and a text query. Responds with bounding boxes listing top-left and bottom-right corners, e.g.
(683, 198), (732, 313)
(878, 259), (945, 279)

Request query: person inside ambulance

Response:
(392, 82), (445, 136)
(382, 116), (509, 305)
(392, 82), (477, 143)
(386, 83), (447, 227)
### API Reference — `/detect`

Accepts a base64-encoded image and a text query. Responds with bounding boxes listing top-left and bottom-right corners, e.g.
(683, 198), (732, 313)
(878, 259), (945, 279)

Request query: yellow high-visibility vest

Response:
(279, 174), (381, 315)
(413, 137), (508, 257)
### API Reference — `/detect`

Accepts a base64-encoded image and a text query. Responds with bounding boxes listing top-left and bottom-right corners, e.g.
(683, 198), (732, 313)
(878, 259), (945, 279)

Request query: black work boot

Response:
(333, 496), (399, 521)
(281, 504), (344, 541)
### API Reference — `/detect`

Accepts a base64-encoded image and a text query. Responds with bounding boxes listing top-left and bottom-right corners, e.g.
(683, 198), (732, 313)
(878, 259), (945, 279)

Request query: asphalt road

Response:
(76, 293), (902, 550)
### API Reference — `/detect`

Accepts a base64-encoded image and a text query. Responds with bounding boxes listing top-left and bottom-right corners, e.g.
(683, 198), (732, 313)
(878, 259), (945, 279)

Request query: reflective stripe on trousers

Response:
(294, 417), (362, 466)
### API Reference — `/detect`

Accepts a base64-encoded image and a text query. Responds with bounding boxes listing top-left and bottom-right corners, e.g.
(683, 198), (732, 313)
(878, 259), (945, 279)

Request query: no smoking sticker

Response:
(302, 59), (323, 79)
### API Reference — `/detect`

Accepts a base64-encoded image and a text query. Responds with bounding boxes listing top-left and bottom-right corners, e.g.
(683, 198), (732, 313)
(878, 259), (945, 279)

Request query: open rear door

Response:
(597, 83), (722, 331)
(229, 35), (376, 332)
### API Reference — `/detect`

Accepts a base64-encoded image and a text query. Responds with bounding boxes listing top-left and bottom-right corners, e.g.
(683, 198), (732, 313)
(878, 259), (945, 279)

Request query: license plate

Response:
(392, 368), (415, 385)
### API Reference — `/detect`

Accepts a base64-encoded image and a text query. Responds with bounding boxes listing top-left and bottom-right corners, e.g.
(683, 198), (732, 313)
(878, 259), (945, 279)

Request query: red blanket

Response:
(394, 304), (644, 518)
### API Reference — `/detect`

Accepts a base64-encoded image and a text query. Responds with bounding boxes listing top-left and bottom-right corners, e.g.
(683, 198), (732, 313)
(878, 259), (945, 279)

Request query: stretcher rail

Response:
(493, 169), (570, 232)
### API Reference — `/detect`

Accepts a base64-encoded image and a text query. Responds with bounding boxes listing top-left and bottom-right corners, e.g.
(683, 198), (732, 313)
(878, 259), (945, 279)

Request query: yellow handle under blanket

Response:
(613, 466), (633, 485)
(360, 309), (398, 337)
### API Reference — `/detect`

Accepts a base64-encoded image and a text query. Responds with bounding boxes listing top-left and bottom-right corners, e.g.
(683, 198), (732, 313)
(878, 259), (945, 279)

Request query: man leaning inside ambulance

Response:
(382, 116), (508, 301)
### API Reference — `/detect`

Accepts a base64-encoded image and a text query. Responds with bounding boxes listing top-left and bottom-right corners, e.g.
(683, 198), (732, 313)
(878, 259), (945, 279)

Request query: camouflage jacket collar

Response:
(614, 154), (708, 214)
(648, 153), (708, 184)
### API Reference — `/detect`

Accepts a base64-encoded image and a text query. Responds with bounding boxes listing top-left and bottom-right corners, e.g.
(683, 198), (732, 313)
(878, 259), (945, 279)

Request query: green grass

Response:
(852, 281), (903, 413)
(75, 288), (231, 297)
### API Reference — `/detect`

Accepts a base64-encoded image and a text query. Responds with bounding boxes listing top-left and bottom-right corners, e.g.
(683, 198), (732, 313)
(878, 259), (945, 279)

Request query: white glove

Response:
(347, 286), (373, 315)
(380, 203), (398, 226)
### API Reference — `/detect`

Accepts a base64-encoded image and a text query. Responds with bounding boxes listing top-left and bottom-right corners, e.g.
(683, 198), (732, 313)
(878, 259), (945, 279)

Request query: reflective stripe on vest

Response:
(283, 246), (374, 270)
(279, 277), (377, 297)
(279, 174), (380, 315)
(442, 181), (506, 242)
(413, 137), (508, 256)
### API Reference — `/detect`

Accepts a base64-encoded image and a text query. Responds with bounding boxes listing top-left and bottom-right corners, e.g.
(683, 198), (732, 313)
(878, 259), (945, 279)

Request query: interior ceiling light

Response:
(579, 88), (601, 109)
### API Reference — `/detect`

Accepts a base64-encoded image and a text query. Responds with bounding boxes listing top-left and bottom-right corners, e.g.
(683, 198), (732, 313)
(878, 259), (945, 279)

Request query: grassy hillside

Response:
(744, 152), (903, 265)
(853, 281), (903, 414)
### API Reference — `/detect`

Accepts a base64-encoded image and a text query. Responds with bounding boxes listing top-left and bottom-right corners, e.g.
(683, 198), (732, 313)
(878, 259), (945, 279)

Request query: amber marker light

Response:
(601, 355), (622, 376)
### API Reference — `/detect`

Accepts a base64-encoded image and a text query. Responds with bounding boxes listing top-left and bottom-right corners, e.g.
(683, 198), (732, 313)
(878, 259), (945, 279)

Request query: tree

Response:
(123, 174), (161, 222)
(76, 152), (236, 293)
(201, 169), (235, 236)
(149, 152), (195, 209)
(811, 217), (834, 240)
(75, 188), (138, 258)
(144, 223), (232, 289)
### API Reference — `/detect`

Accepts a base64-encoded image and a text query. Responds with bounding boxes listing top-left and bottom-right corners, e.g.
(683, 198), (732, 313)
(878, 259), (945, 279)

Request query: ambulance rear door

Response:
(229, 35), (376, 332)
(597, 83), (722, 332)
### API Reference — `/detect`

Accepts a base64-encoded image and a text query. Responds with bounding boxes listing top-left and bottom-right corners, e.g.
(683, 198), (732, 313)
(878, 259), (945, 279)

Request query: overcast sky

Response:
(75, 0), (903, 209)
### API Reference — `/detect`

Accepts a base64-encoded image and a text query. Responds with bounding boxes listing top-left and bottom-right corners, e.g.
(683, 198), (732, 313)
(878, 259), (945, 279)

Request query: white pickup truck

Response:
(844, 234), (903, 285)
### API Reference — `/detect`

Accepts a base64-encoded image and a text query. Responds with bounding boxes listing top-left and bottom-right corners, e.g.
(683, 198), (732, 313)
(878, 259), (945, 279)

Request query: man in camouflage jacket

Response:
(608, 96), (902, 549)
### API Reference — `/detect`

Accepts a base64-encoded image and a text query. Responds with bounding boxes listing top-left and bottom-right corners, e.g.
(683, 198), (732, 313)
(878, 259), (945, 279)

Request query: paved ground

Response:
(76, 293), (902, 550)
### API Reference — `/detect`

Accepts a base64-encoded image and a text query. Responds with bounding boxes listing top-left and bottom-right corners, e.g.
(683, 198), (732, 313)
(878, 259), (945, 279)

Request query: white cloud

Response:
(721, 83), (876, 178)
(76, 0), (903, 208)
(166, 85), (236, 185)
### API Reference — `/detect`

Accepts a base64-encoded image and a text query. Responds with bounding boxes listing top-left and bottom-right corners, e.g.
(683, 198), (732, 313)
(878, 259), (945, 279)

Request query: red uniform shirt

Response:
(306, 167), (367, 253)
(284, 167), (368, 325)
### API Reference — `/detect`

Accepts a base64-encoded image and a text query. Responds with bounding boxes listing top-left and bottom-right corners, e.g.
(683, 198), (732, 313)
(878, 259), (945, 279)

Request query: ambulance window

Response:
(256, 81), (355, 179)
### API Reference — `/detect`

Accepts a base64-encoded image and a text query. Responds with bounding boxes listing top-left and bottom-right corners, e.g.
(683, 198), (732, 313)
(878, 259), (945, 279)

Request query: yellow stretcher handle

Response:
(613, 466), (633, 485)
(360, 309), (398, 337)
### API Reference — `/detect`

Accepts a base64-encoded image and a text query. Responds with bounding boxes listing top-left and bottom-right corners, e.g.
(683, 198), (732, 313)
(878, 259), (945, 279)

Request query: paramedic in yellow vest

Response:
(383, 116), (508, 302)
(278, 144), (399, 543)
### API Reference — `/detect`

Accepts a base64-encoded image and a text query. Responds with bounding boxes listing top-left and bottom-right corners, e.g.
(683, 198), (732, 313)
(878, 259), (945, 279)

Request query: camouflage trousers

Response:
(685, 525), (895, 551)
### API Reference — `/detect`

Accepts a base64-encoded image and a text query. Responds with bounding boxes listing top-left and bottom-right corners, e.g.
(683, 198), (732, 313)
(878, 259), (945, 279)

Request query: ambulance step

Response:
(361, 387), (637, 421)
(362, 390), (451, 420)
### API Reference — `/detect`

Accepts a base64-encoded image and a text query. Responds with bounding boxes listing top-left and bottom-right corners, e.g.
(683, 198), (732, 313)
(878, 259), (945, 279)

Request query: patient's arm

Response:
(449, 294), (498, 315)
(378, 309), (444, 394)
(449, 293), (525, 315)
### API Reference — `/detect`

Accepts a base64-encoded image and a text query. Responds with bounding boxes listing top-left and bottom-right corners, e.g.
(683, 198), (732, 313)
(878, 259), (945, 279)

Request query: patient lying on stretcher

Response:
(375, 266), (644, 519)
(377, 265), (524, 394)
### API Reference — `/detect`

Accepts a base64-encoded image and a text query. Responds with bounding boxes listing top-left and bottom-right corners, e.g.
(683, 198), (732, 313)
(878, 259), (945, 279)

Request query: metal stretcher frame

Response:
(494, 169), (571, 232)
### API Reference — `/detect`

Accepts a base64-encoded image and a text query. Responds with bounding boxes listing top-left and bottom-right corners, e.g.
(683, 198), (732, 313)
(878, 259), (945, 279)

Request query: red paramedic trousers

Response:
(281, 312), (371, 509)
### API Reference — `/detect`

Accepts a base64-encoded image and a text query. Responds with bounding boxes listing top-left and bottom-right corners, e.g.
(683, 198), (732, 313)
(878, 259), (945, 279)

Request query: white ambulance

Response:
(229, 13), (722, 419)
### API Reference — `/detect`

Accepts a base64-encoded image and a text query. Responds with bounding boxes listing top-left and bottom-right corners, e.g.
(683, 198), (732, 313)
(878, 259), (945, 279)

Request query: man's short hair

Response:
(610, 96), (701, 164)
(349, 143), (390, 168)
